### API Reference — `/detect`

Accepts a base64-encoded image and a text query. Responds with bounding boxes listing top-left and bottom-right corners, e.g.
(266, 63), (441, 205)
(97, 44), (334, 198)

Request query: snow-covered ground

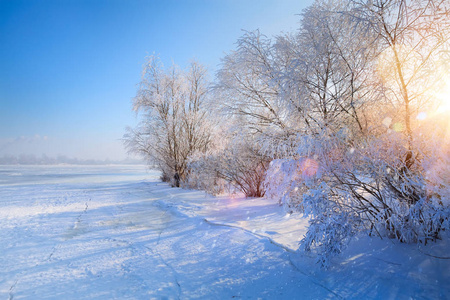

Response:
(0, 165), (449, 299)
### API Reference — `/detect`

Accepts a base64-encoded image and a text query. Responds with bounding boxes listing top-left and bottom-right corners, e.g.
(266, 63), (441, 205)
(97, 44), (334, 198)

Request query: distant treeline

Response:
(0, 154), (144, 165)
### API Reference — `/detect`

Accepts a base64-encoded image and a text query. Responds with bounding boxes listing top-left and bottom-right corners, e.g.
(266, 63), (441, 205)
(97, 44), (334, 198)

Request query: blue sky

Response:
(0, 0), (313, 161)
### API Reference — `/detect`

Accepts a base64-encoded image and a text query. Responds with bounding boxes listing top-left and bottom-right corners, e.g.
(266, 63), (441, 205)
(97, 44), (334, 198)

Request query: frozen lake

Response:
(1, 165), (448, 299)
(0, 165), (320, 299)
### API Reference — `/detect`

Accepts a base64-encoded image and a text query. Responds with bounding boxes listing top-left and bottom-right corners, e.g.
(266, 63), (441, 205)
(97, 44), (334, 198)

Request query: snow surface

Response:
(0, 165), (449, 299)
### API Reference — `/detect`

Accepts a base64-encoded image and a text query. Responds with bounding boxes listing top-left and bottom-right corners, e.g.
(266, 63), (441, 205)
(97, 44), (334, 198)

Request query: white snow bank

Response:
(148, 184), (450, 299)
(155, 190), (309, 252)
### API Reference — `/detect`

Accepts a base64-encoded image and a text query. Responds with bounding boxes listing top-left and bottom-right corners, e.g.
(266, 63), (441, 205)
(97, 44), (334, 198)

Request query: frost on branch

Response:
(264, 158), (319, 213)
(265, 127), (450, 266)
(300, 183), (360, 268)
(187, 132), (269, 197)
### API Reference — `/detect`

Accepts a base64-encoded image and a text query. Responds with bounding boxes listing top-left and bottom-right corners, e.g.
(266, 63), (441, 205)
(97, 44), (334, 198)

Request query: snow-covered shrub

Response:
(265, 124), (450, 265)
(185, 152), (229, 195)
(347, 117), (450, 244)
(299, 182), (361, 267)
(218, 138), (269, 197)
(186, 134), (269, 197)
(264, 158), (320, 212)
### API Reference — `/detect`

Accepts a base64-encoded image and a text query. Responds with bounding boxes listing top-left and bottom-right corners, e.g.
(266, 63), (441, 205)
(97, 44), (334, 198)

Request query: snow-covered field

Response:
(0, 165), (449, 299)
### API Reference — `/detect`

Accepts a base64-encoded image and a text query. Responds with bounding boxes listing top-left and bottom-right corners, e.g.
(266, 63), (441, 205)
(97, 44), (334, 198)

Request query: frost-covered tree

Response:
(210, 31), (291, 196)
(124, 56), (213, 185)
(186, 108), (271, 197)
(217, 30), (289, 133)
(293, 0), (384, 136)
(354, 0), (450, 167)
(264, 0), (450, 267)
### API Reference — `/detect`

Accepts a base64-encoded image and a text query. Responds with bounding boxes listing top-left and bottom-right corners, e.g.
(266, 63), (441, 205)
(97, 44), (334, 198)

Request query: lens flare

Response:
(416, 112), (427, 120)
(382, 117), (392, 128)
(392, 122), (404, 132)
(301, 158), (318, 178)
